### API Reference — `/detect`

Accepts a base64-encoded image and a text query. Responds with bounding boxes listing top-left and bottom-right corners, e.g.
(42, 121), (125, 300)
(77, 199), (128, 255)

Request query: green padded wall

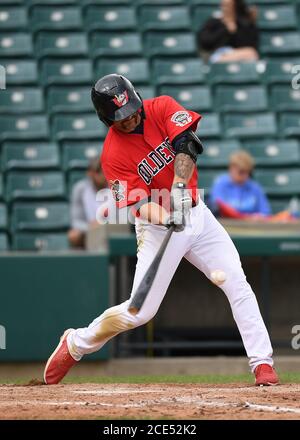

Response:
(0, 253), (110, 361)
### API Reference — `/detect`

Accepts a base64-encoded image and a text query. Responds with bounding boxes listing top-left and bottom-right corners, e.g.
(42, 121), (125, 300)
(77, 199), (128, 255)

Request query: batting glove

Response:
(171, 182), (192, 214)
(165, 211), (185, 232)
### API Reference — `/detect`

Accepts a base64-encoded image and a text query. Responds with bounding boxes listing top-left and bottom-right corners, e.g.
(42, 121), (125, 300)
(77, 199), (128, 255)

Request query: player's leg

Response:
(184, 203), (275, 377)
(44, 222), (189, 383)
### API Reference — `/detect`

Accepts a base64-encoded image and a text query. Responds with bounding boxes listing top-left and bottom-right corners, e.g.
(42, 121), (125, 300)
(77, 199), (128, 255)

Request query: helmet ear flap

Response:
(91, 86), (113, 127)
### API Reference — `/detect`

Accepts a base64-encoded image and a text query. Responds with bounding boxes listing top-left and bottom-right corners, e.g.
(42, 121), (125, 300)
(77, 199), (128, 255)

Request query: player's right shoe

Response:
(254, 364), (279, 386)
(44, 329), (77, 385)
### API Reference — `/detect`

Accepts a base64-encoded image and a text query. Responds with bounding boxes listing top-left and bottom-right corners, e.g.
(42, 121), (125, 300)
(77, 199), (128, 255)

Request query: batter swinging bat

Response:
(128, 225), (175, 315)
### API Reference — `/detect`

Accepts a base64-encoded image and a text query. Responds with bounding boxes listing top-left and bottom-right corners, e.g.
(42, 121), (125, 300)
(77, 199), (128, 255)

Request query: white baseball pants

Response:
(67, 199), (273, 372)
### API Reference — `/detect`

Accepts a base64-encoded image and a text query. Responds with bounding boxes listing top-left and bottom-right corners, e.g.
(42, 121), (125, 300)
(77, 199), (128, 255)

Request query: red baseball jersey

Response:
(101, 95), (202, 211)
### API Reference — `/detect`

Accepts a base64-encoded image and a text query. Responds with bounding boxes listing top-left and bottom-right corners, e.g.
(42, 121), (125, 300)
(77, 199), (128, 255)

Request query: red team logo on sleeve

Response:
(112, 91), (129, 108)
(171, 111), (193, 127)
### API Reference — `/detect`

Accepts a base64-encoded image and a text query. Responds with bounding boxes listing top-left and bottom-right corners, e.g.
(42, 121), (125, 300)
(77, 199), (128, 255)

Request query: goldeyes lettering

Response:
(137, 138), (175, 185)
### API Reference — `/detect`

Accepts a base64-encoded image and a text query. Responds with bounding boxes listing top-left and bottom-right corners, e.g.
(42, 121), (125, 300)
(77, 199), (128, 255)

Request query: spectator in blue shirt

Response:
(209, 150), (271, 216)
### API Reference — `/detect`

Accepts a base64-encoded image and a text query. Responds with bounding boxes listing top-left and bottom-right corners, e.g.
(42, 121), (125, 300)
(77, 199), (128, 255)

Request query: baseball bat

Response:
(128, 225), (175, 315)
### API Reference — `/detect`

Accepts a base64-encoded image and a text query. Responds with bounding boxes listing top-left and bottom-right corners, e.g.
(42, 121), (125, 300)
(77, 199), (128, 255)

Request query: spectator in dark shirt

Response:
(197, 0), (259, 63)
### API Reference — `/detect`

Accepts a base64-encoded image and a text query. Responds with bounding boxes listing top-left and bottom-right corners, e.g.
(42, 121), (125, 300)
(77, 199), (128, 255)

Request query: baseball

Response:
(210, 270), (227, 286)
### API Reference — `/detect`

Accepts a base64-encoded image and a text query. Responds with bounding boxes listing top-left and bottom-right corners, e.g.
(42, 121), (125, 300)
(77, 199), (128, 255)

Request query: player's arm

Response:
(168, 130), (204, 231)
(138, 201), (169, 226)
(172, 129), (203, 185)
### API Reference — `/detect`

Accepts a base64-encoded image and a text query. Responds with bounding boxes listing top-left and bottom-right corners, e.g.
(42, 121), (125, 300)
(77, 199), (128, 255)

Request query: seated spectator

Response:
(197, 0), (259, 63)
(209, 150), (271, 217)
(68, 158), (114, 248)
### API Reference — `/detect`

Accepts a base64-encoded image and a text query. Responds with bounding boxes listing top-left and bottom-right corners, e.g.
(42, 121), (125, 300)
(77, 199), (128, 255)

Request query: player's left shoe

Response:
(44, 329), (77, 385)
(254, 364), (279, 386)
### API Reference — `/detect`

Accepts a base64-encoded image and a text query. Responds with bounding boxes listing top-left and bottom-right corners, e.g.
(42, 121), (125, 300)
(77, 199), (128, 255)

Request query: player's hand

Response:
(171, 182), (192, 214)
(164, 211), (185, 232)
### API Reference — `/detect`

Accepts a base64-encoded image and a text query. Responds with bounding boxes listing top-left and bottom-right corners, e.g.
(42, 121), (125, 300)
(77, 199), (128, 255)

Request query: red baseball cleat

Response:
(44, 329), (77, 385)
(254, 364), (279, 386)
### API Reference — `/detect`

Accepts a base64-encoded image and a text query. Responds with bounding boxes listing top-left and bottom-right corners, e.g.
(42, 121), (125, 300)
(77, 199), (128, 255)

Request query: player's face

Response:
(113, 111), (141, 133)
(229, 164), (250, 184)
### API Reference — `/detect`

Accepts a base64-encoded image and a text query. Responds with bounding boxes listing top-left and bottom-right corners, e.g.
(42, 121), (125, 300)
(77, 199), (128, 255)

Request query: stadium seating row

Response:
(1, 4), (300, 32)
(0, 167), (299, 204)
(0, 139), (299, 172)
(2, 58), (299, 88)
(1, 112), (300, 141)
(1, 84), (300, 114)
(1, 31), (300, 58)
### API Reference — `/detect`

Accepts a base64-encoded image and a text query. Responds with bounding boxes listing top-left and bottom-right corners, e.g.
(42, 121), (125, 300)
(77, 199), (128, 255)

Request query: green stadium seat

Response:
(197, 139), (241, 168)
(1, 60), (38, 85)
(279, 112), (300, 137)
(260, 32), (300, 56)
(52, 114), (106, 141)
(6, 172), (66, 202)
(215, 85), (268, 112)
(84, 6), (137, 32)
(158, 85), (212, 112)
(1, 142), (60, 171)
(95, 59), (149, 84)
(0, 174), (3, 200)
(198, 170), (224, 194)
(26, 0), (77, 5)
(139, 6), (190, 31)
(269, 198), (293, 214)
(263, 59), (300, 84)
(270, 85), (300, 111)
(257, 5), (297, 30)
(0, 33), (32, 57)
(137, 0), (184, 3)
(36, 32), (88, 58)
(90, 32), (142, 58)
(12, 232), (69, 251)
(188, 0), (220, 4)
(47, 86), (91, 113)
(11, 202), (69, 231)
(0, 116), (49, 142)
(247, 0), (285, 3)
(41, 59), (92, 86)
(0, 7), (28, 30)
(195, 113), (221, 138)
(136, 85), (155, 100)
(68, 169), (86, 193)
(144, 32), (196, 57)
(0, 88), (44, 114)
(0, 204), (8, 230)
(82, 0), (132, 4)
(30, 6), (82, 32)
(243, 139), (300, 167)
(191, 5), (222, 31)
(1, 0), (23, 4)
(62, 141), (102, 170)
(206, 62), (263, 84)
(0, 234), (8, 251)
(254, 169), (300, 196)
(224, 113), (277, 138)
(152, 58), (205, 85)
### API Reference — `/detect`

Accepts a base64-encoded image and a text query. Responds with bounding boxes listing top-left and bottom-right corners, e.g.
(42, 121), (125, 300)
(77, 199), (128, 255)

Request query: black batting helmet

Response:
(91, 74), (144, 127)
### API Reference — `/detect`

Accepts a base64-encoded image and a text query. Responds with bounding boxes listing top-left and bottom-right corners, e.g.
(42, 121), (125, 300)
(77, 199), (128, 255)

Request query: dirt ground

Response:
(0, 382), (299, 420)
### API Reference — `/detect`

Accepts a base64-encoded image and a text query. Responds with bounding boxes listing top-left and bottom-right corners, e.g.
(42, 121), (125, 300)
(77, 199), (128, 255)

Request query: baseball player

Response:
(44, 74), (278, 386)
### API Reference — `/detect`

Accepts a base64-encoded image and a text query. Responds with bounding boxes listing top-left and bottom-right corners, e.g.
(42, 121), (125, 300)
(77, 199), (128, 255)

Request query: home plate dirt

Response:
(0, 383), (299, 420)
